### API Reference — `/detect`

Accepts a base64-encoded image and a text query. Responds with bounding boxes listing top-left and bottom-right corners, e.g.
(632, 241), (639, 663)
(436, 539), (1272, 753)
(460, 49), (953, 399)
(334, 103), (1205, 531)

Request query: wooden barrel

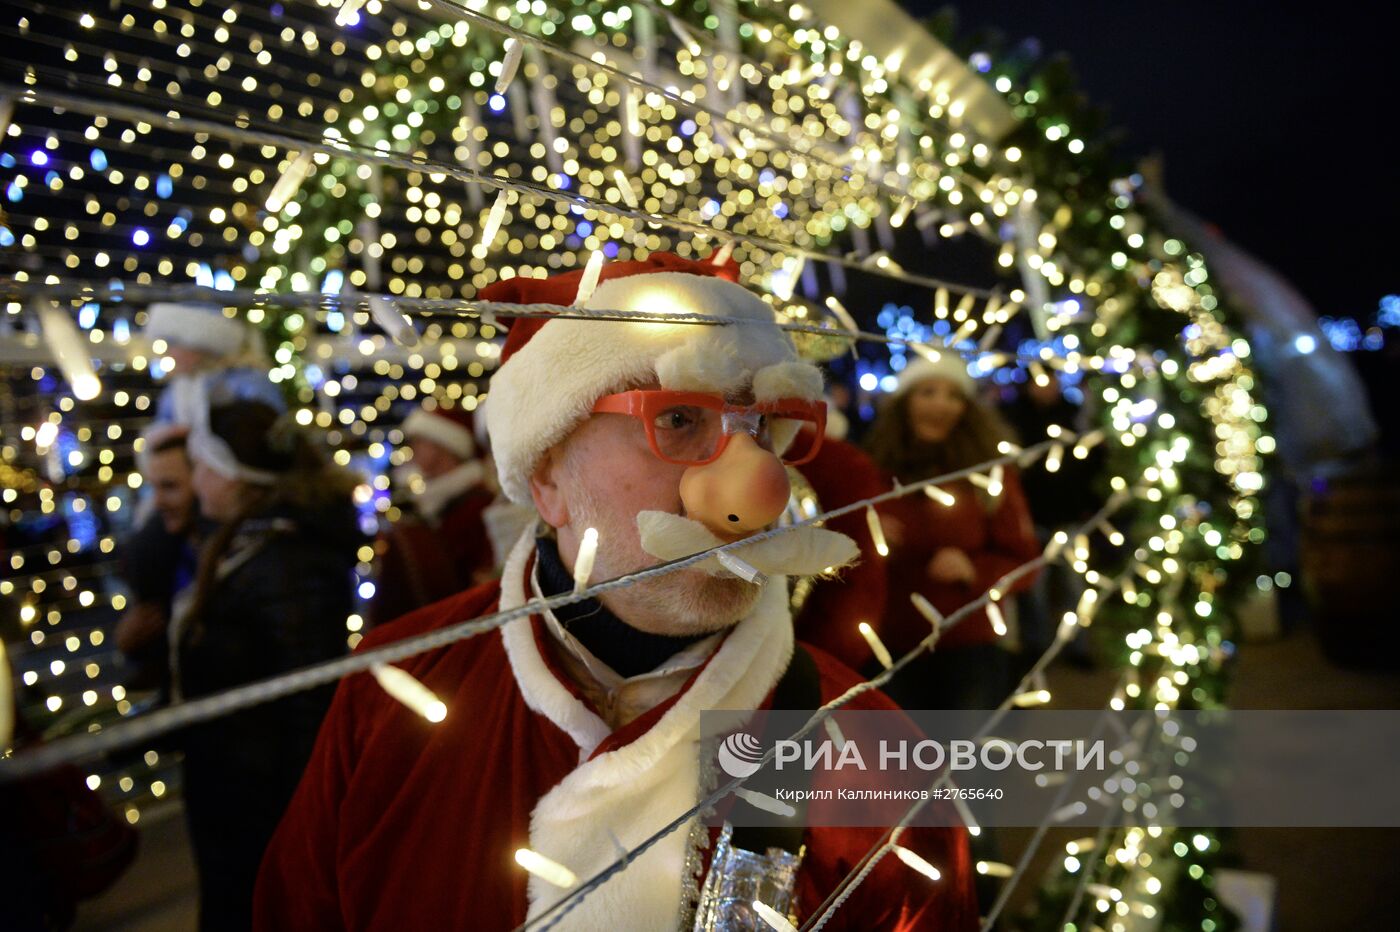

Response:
(1299, 465), (1400, 669)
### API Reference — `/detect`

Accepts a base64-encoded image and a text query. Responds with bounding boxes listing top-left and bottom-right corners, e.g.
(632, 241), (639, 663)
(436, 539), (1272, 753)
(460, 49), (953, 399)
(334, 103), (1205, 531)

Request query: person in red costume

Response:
(793, 427), (892, 663)
(862, 355), (1040, 710)
(369, 404), (496, 627)
(254, 254), (977, 930)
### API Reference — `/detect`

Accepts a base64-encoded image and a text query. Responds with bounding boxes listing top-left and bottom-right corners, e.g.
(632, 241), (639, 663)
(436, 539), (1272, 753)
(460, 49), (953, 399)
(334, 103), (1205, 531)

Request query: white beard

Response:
(636, 510), (859, 579)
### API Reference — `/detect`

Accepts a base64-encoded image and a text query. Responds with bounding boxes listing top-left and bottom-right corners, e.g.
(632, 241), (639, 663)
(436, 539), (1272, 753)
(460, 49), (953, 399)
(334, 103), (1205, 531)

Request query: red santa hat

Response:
(401, 405), (478, 461)
(482, 252), (824, 504)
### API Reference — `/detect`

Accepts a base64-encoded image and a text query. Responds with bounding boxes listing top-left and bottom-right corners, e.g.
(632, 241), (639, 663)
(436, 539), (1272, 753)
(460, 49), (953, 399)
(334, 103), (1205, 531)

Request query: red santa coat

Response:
(794, 435), (891, 666)
(255, 532), (977, 931)
(878, 467), (1040, 655)
(368, 483), (496, 628)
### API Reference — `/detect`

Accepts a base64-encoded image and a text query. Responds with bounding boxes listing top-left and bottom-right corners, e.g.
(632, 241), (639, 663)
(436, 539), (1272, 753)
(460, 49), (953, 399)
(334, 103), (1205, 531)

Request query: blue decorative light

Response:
(89, 148), (107, 171)
(488, 93), (506, 112)
(30, 150), (49, 167)
(78, 303), (99, 329)
(132, 228), (150, 247)
(1378, 295), (1400, 329)
(64, 494), (100, 551)
(1293, 333), (1316, 355)
(156, 173), (173, 198)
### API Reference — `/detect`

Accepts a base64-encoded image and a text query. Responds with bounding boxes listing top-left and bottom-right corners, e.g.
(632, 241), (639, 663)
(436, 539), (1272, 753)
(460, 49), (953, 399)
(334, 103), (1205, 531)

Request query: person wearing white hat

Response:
(143, 302), (284, 429)
(369, 404), (497, 626)
(257, 253), (978, 931)
(861, 351), (1040, 711)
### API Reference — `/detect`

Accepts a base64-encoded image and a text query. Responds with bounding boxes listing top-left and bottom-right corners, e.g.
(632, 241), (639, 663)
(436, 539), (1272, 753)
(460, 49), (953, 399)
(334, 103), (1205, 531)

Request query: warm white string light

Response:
(571, 528), (599, 595)
(572, 251), (606, 307)
(514, 848), (578, 889)
(334, 0), (370, 27)
(369, 663), (447, 723)
(478, 189), (511, 252)
(264, 150), (315, 214)
(733, 787), (796, 818)
(865, 505), (889, 558)
(35, 301), (101, 401)
(857, 622), (894, 670)
(985, 590), (1009, 637)
(365, 295), (420, 348)
(924, 485), (956, 507)
(909, 593), (944, 632)
(891, 844), (942, 883)
(752, 900), (798, 932)
(494, 37), (524, 94)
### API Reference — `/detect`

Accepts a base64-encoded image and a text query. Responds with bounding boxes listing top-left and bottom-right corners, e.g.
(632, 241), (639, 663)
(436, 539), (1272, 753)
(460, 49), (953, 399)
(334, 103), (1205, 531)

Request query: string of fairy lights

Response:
(2, 432), (1184, 932)
(1, 0), (1266, 926)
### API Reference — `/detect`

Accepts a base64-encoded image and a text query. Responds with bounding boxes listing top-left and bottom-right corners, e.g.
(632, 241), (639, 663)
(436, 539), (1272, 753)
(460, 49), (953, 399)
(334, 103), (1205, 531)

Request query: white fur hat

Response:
(893, 352), (976, 400)
(481, 253), (824, 504)
(145, 302), (252, 358)
(402, 406), (478, 460)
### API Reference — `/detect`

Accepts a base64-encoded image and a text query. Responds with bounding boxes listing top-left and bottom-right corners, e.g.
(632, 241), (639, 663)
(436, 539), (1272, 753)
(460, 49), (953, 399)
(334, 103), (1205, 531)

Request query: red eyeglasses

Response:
(591, 390), (827, 467)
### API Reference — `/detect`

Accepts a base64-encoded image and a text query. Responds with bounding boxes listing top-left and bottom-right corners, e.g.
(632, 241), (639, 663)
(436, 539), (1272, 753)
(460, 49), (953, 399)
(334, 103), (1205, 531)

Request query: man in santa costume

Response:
(254, 253), (977, 930)
(369, 403), (496, 627)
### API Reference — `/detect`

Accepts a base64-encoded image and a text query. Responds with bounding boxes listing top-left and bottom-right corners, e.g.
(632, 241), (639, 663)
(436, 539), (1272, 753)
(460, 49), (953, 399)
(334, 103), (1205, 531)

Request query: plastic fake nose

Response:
(679, 432), (791, 539)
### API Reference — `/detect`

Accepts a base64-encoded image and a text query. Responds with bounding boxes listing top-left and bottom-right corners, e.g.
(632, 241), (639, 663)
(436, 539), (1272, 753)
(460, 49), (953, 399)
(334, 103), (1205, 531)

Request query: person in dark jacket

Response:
(863, 355), (1040, 710)
(174, 400), (361, 931)
(115, 426), (202, 695)
(369, 404), (496, 627)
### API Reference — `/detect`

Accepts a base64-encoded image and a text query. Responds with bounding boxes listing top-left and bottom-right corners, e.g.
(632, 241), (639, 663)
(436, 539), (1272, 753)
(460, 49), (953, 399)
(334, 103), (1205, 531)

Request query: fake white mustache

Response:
(636, 510), (859, 580)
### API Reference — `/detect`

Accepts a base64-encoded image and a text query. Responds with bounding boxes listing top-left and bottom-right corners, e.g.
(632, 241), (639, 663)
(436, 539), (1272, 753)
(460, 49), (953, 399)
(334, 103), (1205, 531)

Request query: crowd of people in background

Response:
(104, 299), (1102, 929)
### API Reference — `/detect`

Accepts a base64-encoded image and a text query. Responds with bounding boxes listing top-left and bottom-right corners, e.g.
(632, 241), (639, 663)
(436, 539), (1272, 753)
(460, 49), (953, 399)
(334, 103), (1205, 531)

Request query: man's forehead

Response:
(620, 377), (755, 405)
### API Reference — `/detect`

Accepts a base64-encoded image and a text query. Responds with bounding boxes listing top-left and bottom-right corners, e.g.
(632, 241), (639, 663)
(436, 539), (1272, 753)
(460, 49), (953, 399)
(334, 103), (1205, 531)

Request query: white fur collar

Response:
(498, 526), (794, 930)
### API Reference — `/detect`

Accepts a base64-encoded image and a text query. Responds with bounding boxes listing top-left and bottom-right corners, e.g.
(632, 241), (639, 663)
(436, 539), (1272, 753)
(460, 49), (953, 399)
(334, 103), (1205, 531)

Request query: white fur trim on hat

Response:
(893, 352), (976, 399)
(401, 408), (476, 460)
(486, 271), (824, 504)
(145, 303), (251, 358)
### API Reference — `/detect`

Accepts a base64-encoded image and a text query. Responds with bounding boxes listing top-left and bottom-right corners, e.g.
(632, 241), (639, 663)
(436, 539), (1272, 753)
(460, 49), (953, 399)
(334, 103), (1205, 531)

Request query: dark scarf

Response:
(534, 536), (709, 678)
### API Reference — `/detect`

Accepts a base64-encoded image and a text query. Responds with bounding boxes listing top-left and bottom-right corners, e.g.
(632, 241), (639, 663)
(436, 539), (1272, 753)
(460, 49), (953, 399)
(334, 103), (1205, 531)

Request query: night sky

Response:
(901, 1), (1398, 321)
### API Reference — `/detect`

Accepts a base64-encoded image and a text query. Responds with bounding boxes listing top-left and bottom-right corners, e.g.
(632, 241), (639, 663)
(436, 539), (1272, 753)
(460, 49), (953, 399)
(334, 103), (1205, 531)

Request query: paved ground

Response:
(74, 619), (1400, 930)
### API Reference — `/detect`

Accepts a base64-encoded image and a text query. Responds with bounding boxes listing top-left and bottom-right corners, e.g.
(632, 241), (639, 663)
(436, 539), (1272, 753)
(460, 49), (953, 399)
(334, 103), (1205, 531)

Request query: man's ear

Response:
(528, 447), (570, 530)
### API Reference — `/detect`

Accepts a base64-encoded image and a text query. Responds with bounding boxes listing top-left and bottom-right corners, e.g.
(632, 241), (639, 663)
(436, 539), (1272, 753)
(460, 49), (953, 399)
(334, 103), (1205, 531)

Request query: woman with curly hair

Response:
(862, 355), (1040, 711)
(173, 400), (362, 931)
